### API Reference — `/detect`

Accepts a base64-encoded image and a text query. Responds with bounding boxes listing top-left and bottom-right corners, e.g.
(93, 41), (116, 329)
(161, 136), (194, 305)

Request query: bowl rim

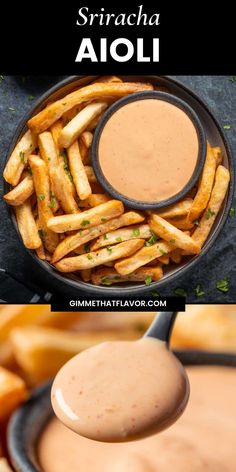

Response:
(91, 90), (206, 210)
(7, 349), (236, 472)
(3, 75), (234, 296)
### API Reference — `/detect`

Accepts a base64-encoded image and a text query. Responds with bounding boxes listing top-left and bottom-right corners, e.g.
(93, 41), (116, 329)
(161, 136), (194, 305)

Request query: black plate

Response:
(3, 76), (234, 296)
(7, 350), (236, 472)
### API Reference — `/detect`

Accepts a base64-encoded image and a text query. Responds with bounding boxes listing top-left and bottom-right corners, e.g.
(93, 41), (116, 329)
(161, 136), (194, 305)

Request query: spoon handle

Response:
(145, 312), (177, 344)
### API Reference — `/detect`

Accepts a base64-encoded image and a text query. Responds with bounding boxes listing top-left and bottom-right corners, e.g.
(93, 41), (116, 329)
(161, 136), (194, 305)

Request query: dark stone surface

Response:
(0, 75), (235, 304)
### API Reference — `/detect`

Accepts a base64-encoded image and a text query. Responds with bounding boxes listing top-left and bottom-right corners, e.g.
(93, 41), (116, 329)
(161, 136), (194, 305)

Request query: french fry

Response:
(84, 165), (97, 182)
(67, 140), (92, 200)
(91, 265), (163, 285)
(80, 131), (93, 148)
(149, 214), (200, 254)
(48, 200), (124, 233)
(38, 132), (79, 214)
(153, 198), (193, 219)
(166, 217), (194, 231)
(36, 244), (47, 260)
(157, 254), (170, 265)
(10, 326), (138, 384)
(191, 165), (230, 248)
(78, 193), (110, 208)
(115, 241), (174, 275)
(4, 174), (34, 206)
(28, 82), (154, 134)
(0, 367), (27, 420)
(95, 75), (123, 83)
(91, 224), (152, 250)
(213, 146), (223, 166)
(59, 102), (108, 148)
(170, 248), (182, 264)
(29, 155), (59, 253)
(0, 458), (14, 471)
(187, 143), (217, 222)
(80, 269), (92, 282)
(55, 239), (144, 272)
(15, 199), (42, 249)
(79, 139), (88, 163)
(51, 120), (77, 197)
(3, 130), (37, 186)
(51, 211), (144, 262)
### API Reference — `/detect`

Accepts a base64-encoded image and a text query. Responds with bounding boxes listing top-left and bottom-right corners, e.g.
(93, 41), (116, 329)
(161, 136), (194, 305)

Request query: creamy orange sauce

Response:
(39, 367), (236, 472)
(51, 338), (189, 441)
(98, 99), (199, 202)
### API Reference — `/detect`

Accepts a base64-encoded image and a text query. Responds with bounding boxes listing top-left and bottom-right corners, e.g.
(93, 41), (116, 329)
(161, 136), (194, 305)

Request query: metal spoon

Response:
(145, 311), (177, 344)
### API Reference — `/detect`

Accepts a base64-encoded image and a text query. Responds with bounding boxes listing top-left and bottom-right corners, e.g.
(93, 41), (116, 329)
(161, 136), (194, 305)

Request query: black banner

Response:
(51, 297), (186, 312)
(0, 1), (235, 74)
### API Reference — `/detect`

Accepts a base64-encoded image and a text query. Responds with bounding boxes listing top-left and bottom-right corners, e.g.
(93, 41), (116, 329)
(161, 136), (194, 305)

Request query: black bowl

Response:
(91, 90), (206, 210)
(3, 76), (234, 296)
(7, 350), (236, 472)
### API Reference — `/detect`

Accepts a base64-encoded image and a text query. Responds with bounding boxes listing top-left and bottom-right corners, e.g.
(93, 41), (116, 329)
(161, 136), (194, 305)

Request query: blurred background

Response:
(1, 305), (236, 469)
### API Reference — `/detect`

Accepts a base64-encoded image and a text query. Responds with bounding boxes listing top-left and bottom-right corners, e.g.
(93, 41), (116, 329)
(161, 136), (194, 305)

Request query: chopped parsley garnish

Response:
(101, 276), (112, 285)
(159, 248), (167, 256)
(38, 229), (47, 238)
(145, 231), (157, 246)
(60, 151), (73, 182)
(37, 194), (45, 200)
(87, 254), (93, 260)
(174, 288), (187, 297)
(132, 228), (140, 237)
(79, 229), (83, 235)
(229, 207), (235, 217)
(216, 278), (229, 293)
(193, 219), (200, 226)
(27, 166), (33, 176)
(151, 290), (159, 297)
(223, 124), (231, 130)
(107, 246), (113, 255)
(80, 220), (90, 226)
(145, 275), (152, 286)
(28, 95), (34, 101)
(169, 239), (176, 244)
(103, 234), (108, 240)
(19, 151), (26, 164)
(115, 237), (122, 242)
(84, 243), (90, 253)
(205, 208), (215, 220)
(49, 192), (56, 209)
(101, 217), (107, 222)
(195, 284), (205, 297)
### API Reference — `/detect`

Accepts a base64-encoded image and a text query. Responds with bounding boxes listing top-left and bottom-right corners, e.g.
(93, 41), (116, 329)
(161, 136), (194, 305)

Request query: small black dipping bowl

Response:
(91, 91), (206, 210)
(7, 350), (236, 472)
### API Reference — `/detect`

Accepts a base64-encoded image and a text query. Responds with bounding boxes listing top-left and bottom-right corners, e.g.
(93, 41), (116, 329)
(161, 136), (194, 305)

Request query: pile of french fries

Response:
(3, 76), (230, 287)
(1, 305), (236, 470)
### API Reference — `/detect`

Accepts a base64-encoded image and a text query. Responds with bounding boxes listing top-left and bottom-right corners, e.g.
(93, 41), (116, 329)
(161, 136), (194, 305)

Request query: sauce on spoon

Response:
(51, 337), (189, 442)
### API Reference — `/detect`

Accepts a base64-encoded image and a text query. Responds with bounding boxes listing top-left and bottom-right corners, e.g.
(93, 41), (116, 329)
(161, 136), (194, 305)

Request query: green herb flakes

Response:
(195, 284), (205, 297)
(174, 288), (187, 297)
(229, 208), (235, 217)
(132, 228), (140, 237)
(145, 275), (152, 286)
(216, 278), (229, 293)
(101, 277), (112, 285)
(37, 194), (45, 201)
(205, 208), (215, 220)
(80, 220), (90, 226)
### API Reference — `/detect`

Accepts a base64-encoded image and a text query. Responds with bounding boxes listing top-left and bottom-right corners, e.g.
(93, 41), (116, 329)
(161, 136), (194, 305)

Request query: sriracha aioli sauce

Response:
(98, 99), (199, 202)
